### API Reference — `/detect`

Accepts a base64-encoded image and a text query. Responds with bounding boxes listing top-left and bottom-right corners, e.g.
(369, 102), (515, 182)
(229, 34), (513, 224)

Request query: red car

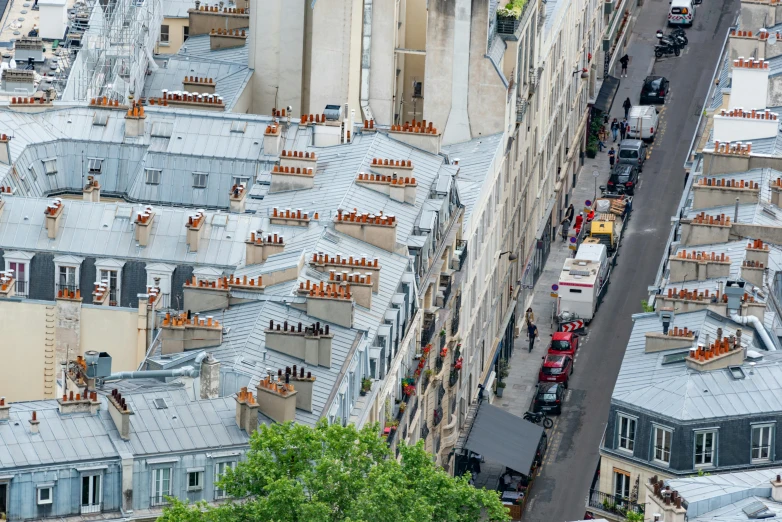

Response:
(547, 332), (579, 358)
(538, 354), (574, 387)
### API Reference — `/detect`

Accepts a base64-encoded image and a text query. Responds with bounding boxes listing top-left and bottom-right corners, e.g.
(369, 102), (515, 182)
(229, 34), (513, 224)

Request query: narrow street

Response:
(496, 0), (740, 519)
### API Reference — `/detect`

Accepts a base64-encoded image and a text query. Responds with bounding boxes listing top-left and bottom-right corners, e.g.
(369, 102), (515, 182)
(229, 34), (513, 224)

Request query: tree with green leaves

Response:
(158, 420), (510, 522)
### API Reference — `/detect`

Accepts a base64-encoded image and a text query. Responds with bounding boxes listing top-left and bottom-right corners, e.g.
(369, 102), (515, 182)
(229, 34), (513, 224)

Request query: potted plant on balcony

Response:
(399, 401), (407, 413)
(360, 378), (372, 396)
(497, 0), (527, 34)
(403, 384), (416, 397)
(439, 328), (447, 337)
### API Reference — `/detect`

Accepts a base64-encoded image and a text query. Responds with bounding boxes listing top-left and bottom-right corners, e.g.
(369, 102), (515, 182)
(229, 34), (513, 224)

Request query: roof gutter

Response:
(730, 313), (776, 351)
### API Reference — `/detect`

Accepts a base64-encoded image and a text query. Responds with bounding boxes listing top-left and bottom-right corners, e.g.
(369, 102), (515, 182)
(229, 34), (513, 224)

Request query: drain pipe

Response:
(359, 0), (374, 122)
(730, 313), (776, 351)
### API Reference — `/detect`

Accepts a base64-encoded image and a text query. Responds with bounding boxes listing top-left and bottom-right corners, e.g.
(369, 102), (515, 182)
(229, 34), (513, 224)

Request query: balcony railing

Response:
(150, 495), (171, 507)
(421, 421), (430, 440)
(408, 394), (419, 422)
(588, 490), (645, 518)
(422, 317), (436, 348)
(455, 240), (468, 271)
(451, 293), (461, 336)
(439, 274), (452, 307)
(433, 406), (443, 427)
(10, 279), (28, 297)
(57, 282), (78, 296)
(516, 98), (528, 124)
(435, 355), (444, 374)
(449, 369), (459, 388)
(80, 504), (102, 514)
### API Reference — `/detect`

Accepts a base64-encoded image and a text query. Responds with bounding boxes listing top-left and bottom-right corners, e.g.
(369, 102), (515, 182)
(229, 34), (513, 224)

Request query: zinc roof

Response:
(178, 32), (250, 64)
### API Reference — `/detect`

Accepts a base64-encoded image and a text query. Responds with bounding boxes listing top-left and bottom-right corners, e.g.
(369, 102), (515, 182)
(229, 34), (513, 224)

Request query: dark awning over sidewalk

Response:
(463, 404), (544, 475)
(593, 75), (621, 114)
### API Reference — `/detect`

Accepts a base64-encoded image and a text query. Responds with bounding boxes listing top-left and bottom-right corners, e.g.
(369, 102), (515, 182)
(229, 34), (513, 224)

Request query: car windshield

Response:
(543, 392), (557, 401)
(551, 340), (571, 351)
(619, 149), (638, 159)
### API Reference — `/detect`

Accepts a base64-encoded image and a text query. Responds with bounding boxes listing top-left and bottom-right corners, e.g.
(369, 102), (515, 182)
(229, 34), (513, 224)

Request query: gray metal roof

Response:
(178, 33), (250, 64)
(442, 133), (504, 233)
(612, 310), (782, 421)
(163, 0), (195, 18)
(142, 57), (252, 112)
(0, 402), (118, 469)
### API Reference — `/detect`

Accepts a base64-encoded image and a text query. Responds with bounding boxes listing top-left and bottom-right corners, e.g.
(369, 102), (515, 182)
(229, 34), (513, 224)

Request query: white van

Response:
(668, 0), (695, 26)
(626, 105), (659, 142)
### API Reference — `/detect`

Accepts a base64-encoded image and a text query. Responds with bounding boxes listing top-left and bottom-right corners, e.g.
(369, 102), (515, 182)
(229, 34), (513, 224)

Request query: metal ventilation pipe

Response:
(730, 313), (776, 351)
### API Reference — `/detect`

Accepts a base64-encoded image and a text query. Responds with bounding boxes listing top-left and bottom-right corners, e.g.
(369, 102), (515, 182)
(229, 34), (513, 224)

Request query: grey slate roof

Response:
(178, 32), (250, 64)
(612, 310), (782, 421)
(163, 0), (195, 18)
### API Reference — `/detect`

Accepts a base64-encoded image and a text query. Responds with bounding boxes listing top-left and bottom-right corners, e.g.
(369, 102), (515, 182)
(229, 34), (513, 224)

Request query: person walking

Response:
(563, 203), (575, 224)
(619, 118), (628, 140)
(525, 307), (535, 327)
(608, 147), (616, 169)
(622, 97), (632, 120)
(528, 322), (538, 353)
(610, 118), (619, 142)
(619, 54), (629, 77)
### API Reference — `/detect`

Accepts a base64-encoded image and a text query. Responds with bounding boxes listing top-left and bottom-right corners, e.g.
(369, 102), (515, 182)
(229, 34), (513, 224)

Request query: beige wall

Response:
(599, 451), (671, 511)
(156, 18), (189, 55)
(0, 299), (149, 403)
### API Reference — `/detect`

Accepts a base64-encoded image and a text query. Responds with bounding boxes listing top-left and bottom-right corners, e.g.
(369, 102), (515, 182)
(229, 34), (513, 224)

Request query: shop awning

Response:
(463, 404), (544, 474)
(593, 75), (620, 114)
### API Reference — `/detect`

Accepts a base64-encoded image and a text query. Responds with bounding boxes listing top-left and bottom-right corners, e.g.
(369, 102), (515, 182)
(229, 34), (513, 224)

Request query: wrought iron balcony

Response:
(516, 98), (528, 124)
(421, 317), (436, 348)
(421, 421), (430, 440)
(587, 490), (645, 518)
(455, 239), (468, 271)
(451, 293), (461, 336)
(435, 355), (444, 374)
(433, 406), (444, 427)
(449, 369), (459, 388)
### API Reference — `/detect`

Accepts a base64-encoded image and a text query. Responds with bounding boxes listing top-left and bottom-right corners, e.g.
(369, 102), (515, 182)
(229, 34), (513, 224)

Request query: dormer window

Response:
(88, 158), (103, 174)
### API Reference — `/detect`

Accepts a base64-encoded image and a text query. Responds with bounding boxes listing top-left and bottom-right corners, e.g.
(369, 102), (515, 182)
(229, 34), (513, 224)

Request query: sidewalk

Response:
(496, 34), (655, 418)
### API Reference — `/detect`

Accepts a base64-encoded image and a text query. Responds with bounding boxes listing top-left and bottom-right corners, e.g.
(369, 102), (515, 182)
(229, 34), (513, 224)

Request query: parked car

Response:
(618, 139), (648, 171)
(668, 0), (695, 26)
(534, 382), (565, 414)
(627, 105), (659, 142)
(607, 165), (640, 195)
(640, 76), (669, 105)
(547, 331), (580, 358)
(539, 354), (574, 387)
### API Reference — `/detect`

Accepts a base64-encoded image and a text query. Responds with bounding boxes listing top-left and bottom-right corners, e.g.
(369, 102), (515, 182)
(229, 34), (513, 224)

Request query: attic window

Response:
(42, 158), (57, 175)
(151, 122), (173, 138)
(88, 158), (103, 174)
(145, 168), (162, 185)
(192, 172), (208, 189)
(211, 214), (228, 227)
(153, 398), (168, 409)
(662, 351), (688, 365)
(115, 206), (133, 219)
(230, 121), (247, 133)
(728, 366), (746, 380)
(92, 112), (108, 126)
(743, 500), (774, 519)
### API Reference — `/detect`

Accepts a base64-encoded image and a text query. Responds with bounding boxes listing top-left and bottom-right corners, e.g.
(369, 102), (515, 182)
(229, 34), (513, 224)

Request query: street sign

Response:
(550, 292), (559, 298)
(570, 236), (577, 243)
(592, 170), (600, 178)
(551, 284), (559, 291)
(561, 320), (584, 332)
(585, 199), (592, 206)
(568, 245), (577, 251)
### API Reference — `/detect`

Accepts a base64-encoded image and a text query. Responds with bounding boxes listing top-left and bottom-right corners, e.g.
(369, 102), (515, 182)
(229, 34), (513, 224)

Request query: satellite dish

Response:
(770, 32), (778, 45)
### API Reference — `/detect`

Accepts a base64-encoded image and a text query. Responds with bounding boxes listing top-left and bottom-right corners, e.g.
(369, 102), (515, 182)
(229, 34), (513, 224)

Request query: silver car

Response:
(617, 139), (648, 172)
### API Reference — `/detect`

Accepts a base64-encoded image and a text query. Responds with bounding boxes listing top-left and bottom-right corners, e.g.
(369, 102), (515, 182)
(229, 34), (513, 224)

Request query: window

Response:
(653, 426), (672, 464)
(37, 485), (53, 505)
(58, 265), (76, 292)
(160, 24), (170, 44)
(752, 425), (773, 462)
(617, 414), (636, 452)
(662, 351), (689, 365)
(183, 25), (189, 41)
(215, 461), (236, 499)
(81, 474), (101, 514)
(145, 168), (161, 185)
(187, 471), (202, 491)
(27, 164), (37, 182)
(4, 252), (33, 297)
(192, 172), (208, 188)
(88, 158), (103, 174)
(152, 468), (172, 505)
(42, 158), (57, 175)
(614, 470), (630, 498)
(232, 176), (249, 187)
(146, 263), (175, 308)
(99, 269), (119, 305)
(95, 258), (124, 305)
(694, 431), (715, 466)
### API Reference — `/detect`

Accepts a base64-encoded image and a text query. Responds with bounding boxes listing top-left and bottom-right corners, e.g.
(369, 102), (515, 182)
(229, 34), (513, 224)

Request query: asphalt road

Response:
(523, 0), (739, 520)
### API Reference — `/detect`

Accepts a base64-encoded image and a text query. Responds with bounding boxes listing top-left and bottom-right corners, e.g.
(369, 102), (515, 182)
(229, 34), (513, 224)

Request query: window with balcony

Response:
(694, 431), (715, 467)
(4, 251), (33, 297)
(617, 414), (636, 452)
(752, 425), (773, 462)
(151, 467), (172, 505)
(80, 474), (101, 514)
(653, 426), (672, 464)
(95, 258), (125, 306)
(613, 469), (630, 498)
(54, 255), (83, 296)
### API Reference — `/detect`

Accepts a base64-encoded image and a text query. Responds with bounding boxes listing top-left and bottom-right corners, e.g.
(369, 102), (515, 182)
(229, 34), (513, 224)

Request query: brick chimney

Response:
(229, 183), (247, 213)
(83, 175), (100, 203)
(269, 207), (316, 227)
(645, 479), (686, 522)
(265, 320), (333, 368)
(356, 167), (417, 204)
(183, 276), (230, 313)
(0, 134), (11, 164)
(263, 123), (281, 155)
(668, 250), (731, 283)
(310, 253), (381, 292)
(186, 210), (206, 252)
(289, 365), (316, 412)
(0, 397), (9, 421)
(245, 231), (285, 265)
(0, 271), (16, 298)
(686, 332), (746, 371)
(108, 389), (133, 440)
(645, 326), (696, 353)
(269, 164), (314, 192)
(692, 175), (759, 209)
(388, 120), (442, 154)
(148, 92), (225, 111)
(160, 311), (223, 354)
(183, 76), (216, 94)
(279, 149), (317, 171)
(329, 269), (373, 309)
(199, 353), (220, 400)
(302, 281), (354, 328)
(187, 4), (249, 36)
(333, 209), (397, 252)
(771, 474), (782, 502)
(256, 371), (297, 423)
(29, 410), (39, 434)
(679, 212), (731, 246)
(124, 102), (146, 138)
(134, 206), (155, 247)
(234, 387), (259, 433)
(58, 390), (100, 415)
(210, 27), (247, 49)
(44, 197), (64, 239)
(729, 57), (770, 111)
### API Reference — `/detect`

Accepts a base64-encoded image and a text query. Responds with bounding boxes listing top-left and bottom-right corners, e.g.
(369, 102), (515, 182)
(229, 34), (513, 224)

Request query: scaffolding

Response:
(58, 0), (161, 103)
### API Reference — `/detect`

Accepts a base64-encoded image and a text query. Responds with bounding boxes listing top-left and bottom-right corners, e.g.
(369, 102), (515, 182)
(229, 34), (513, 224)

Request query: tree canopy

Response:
(158, 420), (510, 522)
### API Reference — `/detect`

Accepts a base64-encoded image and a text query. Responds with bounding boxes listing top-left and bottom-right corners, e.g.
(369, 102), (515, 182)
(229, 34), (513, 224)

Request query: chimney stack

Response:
(108, 389), (133, 440)
(44, 198), (64, 239)
(0, 397), (10, 422)
(199, 353), (220, 400)
(0, 134), (11, 164)
(229, 183), (247, 213)
(256, 371), (297, 423)
(124, 101), (146, 138)
(134, 205), (155, 247)
(186, 209), (206, 252)
(29, 411), (40, 434)
(333, 209), (397, 252)
(234, 387), (259, 433)
(83, 175), (101, 203)
(245, 230), (285, 265)
(290, 366), (316, 412)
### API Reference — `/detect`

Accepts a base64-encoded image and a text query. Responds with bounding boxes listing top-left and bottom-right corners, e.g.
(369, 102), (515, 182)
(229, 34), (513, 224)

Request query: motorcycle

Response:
(655, 39), (681, 58)
(523, 411), (554, 429)
(668, 30), (688, 47)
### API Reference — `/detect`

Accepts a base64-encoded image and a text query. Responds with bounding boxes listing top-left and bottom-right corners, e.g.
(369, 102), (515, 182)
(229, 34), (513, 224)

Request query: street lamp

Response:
(498, 251), (518, 261)
(572, 68), (590, 80)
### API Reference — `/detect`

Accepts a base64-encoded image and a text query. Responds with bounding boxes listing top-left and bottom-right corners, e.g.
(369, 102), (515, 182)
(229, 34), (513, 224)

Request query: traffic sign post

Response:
(592, 170), (600, 202)
(561, 320), (585, 332)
